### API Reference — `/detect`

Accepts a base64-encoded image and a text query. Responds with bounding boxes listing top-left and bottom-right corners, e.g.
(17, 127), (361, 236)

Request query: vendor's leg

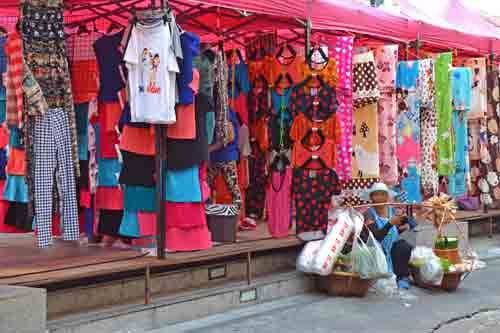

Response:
(391, 239), (413, 279)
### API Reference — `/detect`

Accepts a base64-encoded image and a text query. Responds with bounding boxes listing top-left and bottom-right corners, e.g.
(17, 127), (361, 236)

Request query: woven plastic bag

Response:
(311, 208), (362, 276)
(353, 231), (389, 279)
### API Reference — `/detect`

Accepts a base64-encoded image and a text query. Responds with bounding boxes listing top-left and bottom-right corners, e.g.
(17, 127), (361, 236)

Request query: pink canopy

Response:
(1, 0), (500, 54)
(311, 0), (500, 54)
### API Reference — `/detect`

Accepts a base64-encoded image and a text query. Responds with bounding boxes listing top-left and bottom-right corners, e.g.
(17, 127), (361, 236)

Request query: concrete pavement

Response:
(153, 254), (500, 333)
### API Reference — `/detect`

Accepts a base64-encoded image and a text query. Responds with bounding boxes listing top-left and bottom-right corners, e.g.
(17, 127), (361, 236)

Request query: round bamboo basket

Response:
(318, 271), (373, 297)
(410, 268), (463, 292)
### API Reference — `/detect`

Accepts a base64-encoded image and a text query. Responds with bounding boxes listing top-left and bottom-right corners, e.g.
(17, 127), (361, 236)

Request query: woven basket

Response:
(410, 268), (463, 292)
(318, 272), (373, 297)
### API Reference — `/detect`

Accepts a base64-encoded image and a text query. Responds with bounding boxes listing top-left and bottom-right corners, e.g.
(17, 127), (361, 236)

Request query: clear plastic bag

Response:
(353, 231), (390, 279)
(420, 257), (444, 286)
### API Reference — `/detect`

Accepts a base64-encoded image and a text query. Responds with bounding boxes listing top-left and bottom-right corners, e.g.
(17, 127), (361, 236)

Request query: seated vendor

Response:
(362, 182), (416, 290)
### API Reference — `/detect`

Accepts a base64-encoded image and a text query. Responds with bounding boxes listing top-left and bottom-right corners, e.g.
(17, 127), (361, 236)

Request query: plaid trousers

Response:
(34, 108), (79, 247)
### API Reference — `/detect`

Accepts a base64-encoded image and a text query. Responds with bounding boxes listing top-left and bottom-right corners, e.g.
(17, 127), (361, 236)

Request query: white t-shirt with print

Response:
(124, 22), (179, 124)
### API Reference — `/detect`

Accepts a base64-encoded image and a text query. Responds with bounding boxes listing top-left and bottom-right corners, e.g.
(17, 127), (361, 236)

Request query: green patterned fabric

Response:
(436, 52), (454, 175)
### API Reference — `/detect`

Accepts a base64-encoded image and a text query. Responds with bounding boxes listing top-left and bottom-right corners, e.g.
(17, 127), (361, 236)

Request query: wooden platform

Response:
(0, 223), (301, 288)
(455, 209), (500, 237)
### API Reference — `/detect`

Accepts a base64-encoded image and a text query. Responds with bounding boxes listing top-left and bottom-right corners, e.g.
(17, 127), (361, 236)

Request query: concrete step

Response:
(47, 247), (299, 319)
(48, 271), (315, 333)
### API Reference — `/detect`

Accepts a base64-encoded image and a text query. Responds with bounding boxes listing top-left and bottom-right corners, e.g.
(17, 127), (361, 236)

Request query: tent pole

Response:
(305, 18), (311, 63)
(147, 0), (167, 260)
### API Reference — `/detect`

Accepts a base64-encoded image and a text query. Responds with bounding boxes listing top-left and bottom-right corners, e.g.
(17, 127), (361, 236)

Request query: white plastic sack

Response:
(410, 246), (436, 267)
(420, 257), (444, 286)
(311, 209), (361, 276)
(296, 240), (322, 273)
(353, 231), (390, 279)
(411, 246), (444, 286)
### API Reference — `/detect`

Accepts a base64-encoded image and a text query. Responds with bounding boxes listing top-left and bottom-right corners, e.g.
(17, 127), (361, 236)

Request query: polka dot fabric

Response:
(330, 36), (354, 182)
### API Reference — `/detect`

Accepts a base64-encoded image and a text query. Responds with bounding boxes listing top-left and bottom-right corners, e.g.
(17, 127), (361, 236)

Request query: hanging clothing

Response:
(475, 66), (500, 206)
(418, 59), (439, 197)
(164, 202), (212, 252)
(456, 58), (487, 120)
(352, 51), (380, 108)
(207, 160), (242, 208)
(292, 168), (340, 241)
(178, 32), (200, 105)
(448, 68), (472, 197)
(289, 77), (339, 121)
(245, 142), (267, 218)
(266, 167), (292, 238)
(352, 103), (379, 178)
(436, 52), (455, 176)
(396, 61), (421, 179)
(333, 177), (380, 206)
(124, 22), (179, 124)
(331, 37), (354, 182)
(372, 45), (399, 185)
(33, 108), (79, 248)
(94, 30), (126, 102)
(66, 31), (101, 104)
(166, 93), (210, 170)
(4, 30), (23, 126)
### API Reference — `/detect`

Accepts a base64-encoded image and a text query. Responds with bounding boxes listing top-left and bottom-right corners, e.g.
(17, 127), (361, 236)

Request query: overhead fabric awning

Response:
(1, 0), (500, 54)
(309, 0), (500, 54)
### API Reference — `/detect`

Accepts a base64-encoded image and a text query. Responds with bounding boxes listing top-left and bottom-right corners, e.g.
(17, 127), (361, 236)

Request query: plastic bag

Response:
(353, 231), (390, 279)
(420, 256), (444, 286)
(311, 208), (361, 276)
(410, 246), (444, 285)
(410, 246), (435, 267)
(296, 240), (322, 273)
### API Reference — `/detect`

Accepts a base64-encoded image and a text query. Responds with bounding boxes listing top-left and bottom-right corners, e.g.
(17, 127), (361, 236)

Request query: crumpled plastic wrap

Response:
(410, 246), (444, 286)
(296, 240), (322, 273)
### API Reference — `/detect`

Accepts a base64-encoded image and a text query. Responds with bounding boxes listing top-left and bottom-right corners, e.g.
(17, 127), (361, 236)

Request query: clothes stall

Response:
(0, 0), (499, 299)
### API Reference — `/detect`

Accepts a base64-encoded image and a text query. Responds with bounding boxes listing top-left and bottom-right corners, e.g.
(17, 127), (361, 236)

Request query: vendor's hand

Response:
(390, 216), (404, 226)
(398, 224), (410, 233)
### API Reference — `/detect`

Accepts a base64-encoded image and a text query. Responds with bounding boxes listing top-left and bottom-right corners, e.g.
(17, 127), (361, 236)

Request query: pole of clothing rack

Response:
(149, 0), (167, 259)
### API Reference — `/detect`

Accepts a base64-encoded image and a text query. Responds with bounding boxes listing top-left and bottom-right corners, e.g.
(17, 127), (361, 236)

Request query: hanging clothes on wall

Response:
(435, 52), (455, 176)
(456, 58), (487, 120)
(21, 0), (80, 247)
(418, 59), (439, 197)
(351, 51), (380, 179)
(476, 64), (500, 207)
(124, 22), (179, 124)
(448, 67), (472, 198)
(372, 44), (399, 185)
(395, 60), (421, 175)
(329, 36), (354, 182)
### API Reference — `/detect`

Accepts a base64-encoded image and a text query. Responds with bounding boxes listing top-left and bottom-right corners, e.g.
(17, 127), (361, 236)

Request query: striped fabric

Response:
(4, 31), (23, 126)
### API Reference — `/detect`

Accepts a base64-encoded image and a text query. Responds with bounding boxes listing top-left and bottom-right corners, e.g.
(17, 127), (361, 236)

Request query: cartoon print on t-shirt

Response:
(140, 48), (152, 93)
(147, 54), (161, 94)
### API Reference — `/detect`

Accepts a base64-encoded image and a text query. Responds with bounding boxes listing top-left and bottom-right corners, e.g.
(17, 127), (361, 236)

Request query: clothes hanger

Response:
(300, 153), (329, 170)
(106, 21), (122, 34)
(307, 43), (329, 69)
(273, 72), (294, 89)
(77, 23), (90, 35)
(275, 40), (297, 66)
(300, 127), (326, 148)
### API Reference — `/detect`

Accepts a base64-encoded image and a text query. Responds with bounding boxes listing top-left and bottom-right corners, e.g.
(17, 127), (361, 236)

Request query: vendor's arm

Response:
(363, 211), (402, 242)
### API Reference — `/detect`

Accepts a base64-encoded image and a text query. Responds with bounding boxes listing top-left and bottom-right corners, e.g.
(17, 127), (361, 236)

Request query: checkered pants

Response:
(34, 108), (79, 247)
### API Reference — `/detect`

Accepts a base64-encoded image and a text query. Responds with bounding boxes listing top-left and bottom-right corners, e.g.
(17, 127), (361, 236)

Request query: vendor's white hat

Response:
(361, 182), (396, 202)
